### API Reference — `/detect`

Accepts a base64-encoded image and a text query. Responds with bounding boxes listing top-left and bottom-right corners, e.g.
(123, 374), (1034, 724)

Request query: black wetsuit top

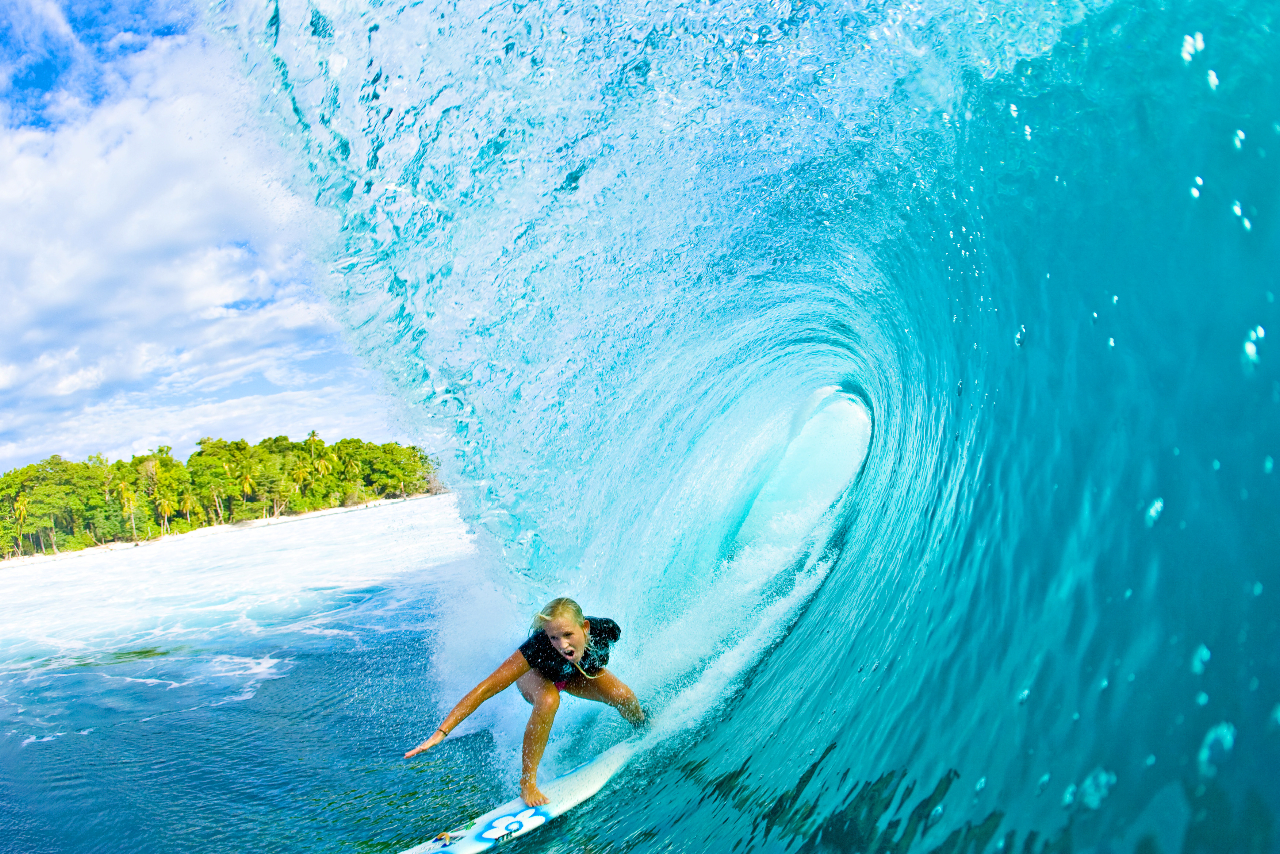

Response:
(518, 617), (620, 682)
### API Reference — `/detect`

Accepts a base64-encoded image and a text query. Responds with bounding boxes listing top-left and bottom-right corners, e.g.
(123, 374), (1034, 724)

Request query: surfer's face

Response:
(543, 616), (589, 662)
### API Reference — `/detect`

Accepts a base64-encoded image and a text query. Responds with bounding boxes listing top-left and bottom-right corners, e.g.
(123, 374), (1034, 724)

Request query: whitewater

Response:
(5, 0), (1280, 851)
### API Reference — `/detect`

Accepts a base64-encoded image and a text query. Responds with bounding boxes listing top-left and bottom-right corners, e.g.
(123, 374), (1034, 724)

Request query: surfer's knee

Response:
(532, 686), (560, 714)
(610, 683), (638, 707)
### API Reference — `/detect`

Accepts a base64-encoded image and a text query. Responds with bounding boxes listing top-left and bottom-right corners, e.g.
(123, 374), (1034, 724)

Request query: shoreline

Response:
(1, 492), (450, 570)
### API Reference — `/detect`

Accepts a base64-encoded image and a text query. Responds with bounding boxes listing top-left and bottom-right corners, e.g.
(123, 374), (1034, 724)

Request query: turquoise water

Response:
(6, 0), (1280, 851)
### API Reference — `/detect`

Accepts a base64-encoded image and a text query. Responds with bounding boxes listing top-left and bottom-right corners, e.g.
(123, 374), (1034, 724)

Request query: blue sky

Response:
(0, 0), (403, 470)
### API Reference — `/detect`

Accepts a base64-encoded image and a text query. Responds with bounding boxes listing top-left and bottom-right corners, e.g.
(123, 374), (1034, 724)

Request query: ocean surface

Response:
(7, 0), (1280, 851)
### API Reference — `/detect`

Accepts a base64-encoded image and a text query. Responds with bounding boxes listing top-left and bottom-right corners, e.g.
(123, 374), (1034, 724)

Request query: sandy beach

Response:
(1, 492), (446, 570)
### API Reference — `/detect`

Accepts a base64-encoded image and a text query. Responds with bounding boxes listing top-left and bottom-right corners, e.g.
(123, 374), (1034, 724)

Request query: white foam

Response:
(0, 494), (476, 669)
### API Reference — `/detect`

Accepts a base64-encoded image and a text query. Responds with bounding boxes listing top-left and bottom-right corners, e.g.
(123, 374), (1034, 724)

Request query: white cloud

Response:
(0, 384), (399, 471)
(0, 23), (407, 470)
(51, 365), (105, 395)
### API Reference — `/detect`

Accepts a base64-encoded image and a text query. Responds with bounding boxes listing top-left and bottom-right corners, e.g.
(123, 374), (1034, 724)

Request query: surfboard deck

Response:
(399, 739), (638, 853)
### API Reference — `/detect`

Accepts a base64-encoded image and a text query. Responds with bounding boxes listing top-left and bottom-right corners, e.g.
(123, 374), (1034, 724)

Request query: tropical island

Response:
(0, 432), (443, 560)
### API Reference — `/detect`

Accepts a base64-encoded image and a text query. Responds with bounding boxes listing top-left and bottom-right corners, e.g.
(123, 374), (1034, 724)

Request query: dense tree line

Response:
(0, 432), (442, 559)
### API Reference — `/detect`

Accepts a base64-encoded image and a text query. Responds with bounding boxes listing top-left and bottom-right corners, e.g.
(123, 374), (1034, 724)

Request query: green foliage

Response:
(0, 435), (442, 560)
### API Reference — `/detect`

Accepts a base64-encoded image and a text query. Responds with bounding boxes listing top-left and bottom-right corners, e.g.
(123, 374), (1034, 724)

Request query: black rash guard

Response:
(518, 617), (621, 682)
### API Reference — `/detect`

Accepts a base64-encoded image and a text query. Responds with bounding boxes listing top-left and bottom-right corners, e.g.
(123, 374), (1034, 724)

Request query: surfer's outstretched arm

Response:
(403, 650), (530, 759)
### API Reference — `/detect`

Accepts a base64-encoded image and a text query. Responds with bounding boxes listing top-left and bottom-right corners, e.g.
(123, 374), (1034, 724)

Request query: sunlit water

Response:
(0, 497), (511, 853)
(8, 0), (1280, 851)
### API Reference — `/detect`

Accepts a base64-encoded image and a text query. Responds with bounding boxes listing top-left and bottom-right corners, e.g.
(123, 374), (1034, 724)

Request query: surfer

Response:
(404, 597), (645, 806)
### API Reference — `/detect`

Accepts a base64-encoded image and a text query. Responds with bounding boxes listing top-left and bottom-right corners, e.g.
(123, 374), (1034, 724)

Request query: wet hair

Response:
(530, 597), (586, 634)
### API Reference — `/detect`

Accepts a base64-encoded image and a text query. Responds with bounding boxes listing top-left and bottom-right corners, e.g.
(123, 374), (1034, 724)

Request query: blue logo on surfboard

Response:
(478, 807), (549, 841)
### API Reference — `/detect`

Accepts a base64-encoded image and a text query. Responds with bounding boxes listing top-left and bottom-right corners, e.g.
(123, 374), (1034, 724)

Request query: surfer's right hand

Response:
(404, 728), (446, 759)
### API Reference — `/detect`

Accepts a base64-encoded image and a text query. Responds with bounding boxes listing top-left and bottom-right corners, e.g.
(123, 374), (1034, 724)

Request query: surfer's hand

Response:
(404, 729), (446, 759)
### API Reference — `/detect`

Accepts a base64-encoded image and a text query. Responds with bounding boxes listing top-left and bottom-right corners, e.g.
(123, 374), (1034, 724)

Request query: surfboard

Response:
(399, 739), (638, 853)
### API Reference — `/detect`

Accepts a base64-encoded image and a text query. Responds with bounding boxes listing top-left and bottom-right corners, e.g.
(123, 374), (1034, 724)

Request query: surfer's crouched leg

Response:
(517, 670), (559, 806)
(564, 668), (645, 727)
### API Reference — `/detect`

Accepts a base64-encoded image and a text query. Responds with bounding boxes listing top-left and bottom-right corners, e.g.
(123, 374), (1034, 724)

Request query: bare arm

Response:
(404, 650), (531, 759)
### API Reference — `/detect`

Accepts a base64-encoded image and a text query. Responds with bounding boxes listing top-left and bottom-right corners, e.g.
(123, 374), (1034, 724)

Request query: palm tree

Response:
(180, 491), (197, 525)
(236, 464), (256, 501)
(157, 492), (176, 535)
(305, 430), (322, 460)
(118, 484), (138, 541)
(313, 455), (333, 478)
(222, 461), (256, 521)
(208, 483), (225, 524)
(291, 461), (310, 497)
(14, 493), (29, 555)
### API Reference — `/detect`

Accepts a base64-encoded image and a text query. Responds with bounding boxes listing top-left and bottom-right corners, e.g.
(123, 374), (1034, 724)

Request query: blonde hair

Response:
(530, 597), (586, 634)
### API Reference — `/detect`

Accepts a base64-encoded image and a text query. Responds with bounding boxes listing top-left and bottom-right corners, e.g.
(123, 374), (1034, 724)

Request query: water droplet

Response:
(1100, 678), (1109, 690)
(1109, 337), (1115, 347)
(1191, 187), (1200, 198)
(1243, 217), (1252, 231)
(1173, 447), (1180, 455)
(1113, 295), (1119, 304)
(1208, 70), (1219, 89)
(1196, 691), (1210, 705)
(1145, 498), (1164, 527)
(1256, 581), (1266, 595)
(1244, 340), (1259, 362)
(1233, 201), (1243, 216)
(1038, 773), (1051, 792)
(1025, 125), (1032, 140)
(1264, 457), (1273, 474)
(1197, 722), (1235, 777)
(1080, 769), (1117, 809)
(1062, 784), (1077, 807)
(1195, 32), (1205, 50)
(1196, 176), (1204, 185)
(1181, 35), (1196, 62)
(975, 776), (987, 792)
(1146, 754), (1156, 766)
(1191, 645), (1211, 674)
(1010, 104), (1018, 118)
(1018, 688), (1030, 704)
(1258, 326), (1266, 338)
(1124, 588), (1133, 599)
(1016, 325), (1026, 346)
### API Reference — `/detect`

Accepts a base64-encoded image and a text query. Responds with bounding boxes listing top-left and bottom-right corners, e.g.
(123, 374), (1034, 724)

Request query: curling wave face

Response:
(212, 0), (1280, 850)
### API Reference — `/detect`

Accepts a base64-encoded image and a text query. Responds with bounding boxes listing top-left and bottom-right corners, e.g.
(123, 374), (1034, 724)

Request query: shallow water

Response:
(8, 0), (1280, 850)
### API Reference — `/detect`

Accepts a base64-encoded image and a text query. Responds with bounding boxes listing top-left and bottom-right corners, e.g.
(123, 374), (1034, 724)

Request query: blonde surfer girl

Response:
(404, 597), (645, 806)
